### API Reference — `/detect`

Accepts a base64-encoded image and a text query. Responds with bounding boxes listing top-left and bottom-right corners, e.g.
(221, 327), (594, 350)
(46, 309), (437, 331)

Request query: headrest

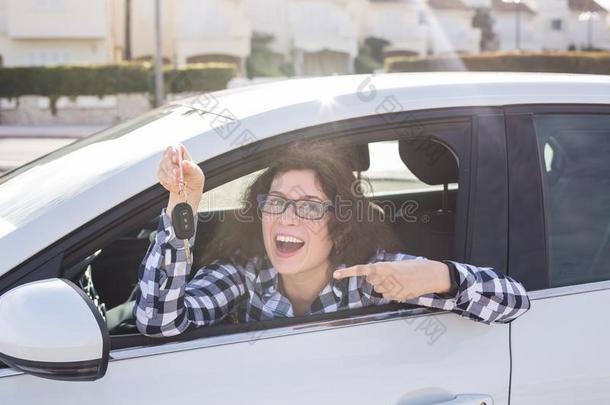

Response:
(350, 144), (370, 172)
(547, 133), (606, 178)
(399, 138), (458, 185)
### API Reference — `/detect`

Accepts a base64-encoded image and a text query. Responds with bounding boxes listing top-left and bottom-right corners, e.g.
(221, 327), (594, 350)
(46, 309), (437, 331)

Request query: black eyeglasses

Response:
(256, 194), (334, 220)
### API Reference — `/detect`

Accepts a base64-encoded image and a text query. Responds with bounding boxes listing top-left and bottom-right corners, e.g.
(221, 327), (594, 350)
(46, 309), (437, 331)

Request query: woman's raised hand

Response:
(158, 144), (205, 219)
(332, 260), (454, 302)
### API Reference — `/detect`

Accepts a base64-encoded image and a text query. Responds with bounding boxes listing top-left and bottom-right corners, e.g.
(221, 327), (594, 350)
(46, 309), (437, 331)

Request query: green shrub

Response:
(246, 32), (284, 78)
(0, 62), (236, 113)
(355, 36), (390, 74)
(386, 51), (610, 75)
(164, 63), (237, 94)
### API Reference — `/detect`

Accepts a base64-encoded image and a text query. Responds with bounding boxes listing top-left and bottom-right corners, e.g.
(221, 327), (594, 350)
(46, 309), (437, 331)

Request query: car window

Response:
(69, 121), (468, 340)
(198, 140), (460, 213)
(198, 169), (265, 212)
(534, 114), (610, 287)
(360, 135), (462, 263)
(0, 104), (210, 235)
(0, 106), (177, 186)
(196, 141), (444, 213)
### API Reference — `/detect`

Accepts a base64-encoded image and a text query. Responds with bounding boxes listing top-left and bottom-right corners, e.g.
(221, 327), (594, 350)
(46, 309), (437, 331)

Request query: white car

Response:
(0, 72), (609, 404)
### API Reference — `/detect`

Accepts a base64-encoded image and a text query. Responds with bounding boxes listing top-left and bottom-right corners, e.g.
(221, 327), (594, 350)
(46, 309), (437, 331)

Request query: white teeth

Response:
(276, 234), (304, 244)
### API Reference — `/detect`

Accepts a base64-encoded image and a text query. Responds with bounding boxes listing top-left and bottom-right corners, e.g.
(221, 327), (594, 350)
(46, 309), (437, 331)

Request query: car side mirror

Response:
(0, 278), (109, 381)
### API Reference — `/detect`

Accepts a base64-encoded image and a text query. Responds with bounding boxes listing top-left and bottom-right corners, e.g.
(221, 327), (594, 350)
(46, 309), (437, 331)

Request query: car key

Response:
(172, 202), (195, 240)
(171, 149), (194, 264)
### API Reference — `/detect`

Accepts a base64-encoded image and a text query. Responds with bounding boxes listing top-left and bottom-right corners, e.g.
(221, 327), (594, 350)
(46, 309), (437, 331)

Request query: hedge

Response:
(386, 51), (610, 75)
(0, 62), (237, 113)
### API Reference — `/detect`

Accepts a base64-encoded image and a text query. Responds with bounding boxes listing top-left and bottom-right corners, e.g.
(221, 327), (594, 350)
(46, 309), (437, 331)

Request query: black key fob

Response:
(172, 202), (195, 240)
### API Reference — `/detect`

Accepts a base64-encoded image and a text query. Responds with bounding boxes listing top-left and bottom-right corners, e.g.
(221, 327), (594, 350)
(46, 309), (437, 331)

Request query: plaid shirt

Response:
(134, 208), (531, 337)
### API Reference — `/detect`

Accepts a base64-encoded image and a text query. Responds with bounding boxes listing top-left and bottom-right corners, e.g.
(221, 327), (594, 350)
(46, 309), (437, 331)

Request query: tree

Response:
(355, 36), (390, 73)
(472, 8), (498, 52)
(246, 32), (292, 78)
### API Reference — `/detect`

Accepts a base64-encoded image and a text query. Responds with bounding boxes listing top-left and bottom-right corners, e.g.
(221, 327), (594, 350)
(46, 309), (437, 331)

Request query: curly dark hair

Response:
(195, 141), (402, 270)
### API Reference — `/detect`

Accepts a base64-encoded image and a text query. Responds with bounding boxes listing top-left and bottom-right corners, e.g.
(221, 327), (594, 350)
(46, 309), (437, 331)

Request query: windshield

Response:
(0, 103), (214, 238)
(0, 106), (177, 186)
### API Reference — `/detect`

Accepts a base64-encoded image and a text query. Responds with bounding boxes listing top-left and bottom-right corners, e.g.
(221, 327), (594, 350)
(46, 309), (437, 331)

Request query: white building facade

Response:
(492, 0), (542, 51)
(492, 0), (610, 52)
(566, 0), (610, 49)
(426, 0), (482, 54)
(363, 0), (428, 57)
(174, 0), (251, 71)
(0, 0), (117, 67)
(0, 0), (609, 72)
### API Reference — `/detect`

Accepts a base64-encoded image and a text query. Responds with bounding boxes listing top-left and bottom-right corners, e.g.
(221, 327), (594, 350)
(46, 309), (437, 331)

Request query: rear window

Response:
(534, 114), (610, 287)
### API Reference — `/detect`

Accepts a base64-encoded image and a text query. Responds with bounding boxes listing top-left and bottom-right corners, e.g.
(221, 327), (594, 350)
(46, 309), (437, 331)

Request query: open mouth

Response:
(275, 234), (305, 256)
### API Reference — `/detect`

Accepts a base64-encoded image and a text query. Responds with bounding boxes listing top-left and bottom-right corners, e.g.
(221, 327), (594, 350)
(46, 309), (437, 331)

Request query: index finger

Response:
(173, 145), (184, 183)
(333, 265), (373, 279)
(178, 143), (192, 161)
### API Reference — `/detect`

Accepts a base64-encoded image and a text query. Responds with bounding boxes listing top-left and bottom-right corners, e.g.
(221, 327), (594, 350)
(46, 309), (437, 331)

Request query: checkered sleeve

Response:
(134, 208), (246, 337)
(362, 251), (531, 324)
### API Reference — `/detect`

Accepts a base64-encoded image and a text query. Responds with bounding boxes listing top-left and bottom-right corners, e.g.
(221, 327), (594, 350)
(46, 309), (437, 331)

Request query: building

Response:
(530, 0), (571, 50)
(491, 0), (541, 51)
(245, 0), (363, 76)
(174, 0), (251, 71)
(288, 0), (362, 75)
(244, 0), (292, 62)
(490, 0), (610, 52)
(0, 0), (117, 66)
(363, 0), (428, 57)
(567, 0), (610, 49)
(426, 0), (481, 54)
(117, 0), (251, 73)
(2, 0), (608, 72)
(118, 0), (175, 63)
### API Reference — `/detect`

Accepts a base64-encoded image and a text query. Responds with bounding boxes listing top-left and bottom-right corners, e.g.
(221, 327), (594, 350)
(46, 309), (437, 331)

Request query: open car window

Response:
(198, 169), (265, 212)
(101, 137), (460, 340)
(29, 110), (473, 353)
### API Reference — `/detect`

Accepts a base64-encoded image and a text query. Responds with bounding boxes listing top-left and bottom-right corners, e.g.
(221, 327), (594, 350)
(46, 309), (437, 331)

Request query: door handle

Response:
(435, 394), (493, 405)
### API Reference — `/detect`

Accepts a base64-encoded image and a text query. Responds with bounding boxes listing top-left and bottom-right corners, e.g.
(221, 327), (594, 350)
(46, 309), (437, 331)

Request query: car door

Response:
(0, 108), (512, 405)
(506, 106), (610, 404)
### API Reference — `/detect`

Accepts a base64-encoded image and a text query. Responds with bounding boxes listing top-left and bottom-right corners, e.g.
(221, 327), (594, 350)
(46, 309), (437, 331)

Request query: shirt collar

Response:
(254, 256), (349, 314)
(330, 263), (347, 299)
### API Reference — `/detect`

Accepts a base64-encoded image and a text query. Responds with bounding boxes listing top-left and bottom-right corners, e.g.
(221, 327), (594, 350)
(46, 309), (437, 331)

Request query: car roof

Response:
(2, 71), (610, 274)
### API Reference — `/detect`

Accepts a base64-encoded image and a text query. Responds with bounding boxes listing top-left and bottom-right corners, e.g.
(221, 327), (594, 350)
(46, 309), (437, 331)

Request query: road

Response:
(0, 125), (106, 176)
(0, 137), (76, 175)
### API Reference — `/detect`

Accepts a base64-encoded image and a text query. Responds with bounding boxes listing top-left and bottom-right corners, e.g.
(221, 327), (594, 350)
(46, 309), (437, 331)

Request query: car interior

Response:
(59, 135), (460, 339)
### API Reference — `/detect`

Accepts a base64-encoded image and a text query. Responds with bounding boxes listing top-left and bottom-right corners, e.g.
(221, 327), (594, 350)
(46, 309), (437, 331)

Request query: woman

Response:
(134, 142), (530, 337)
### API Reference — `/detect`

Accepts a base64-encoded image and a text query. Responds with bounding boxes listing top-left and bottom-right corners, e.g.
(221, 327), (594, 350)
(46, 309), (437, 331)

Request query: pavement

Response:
(0, 125), (106, 139)
(0, 125), (108, 175)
